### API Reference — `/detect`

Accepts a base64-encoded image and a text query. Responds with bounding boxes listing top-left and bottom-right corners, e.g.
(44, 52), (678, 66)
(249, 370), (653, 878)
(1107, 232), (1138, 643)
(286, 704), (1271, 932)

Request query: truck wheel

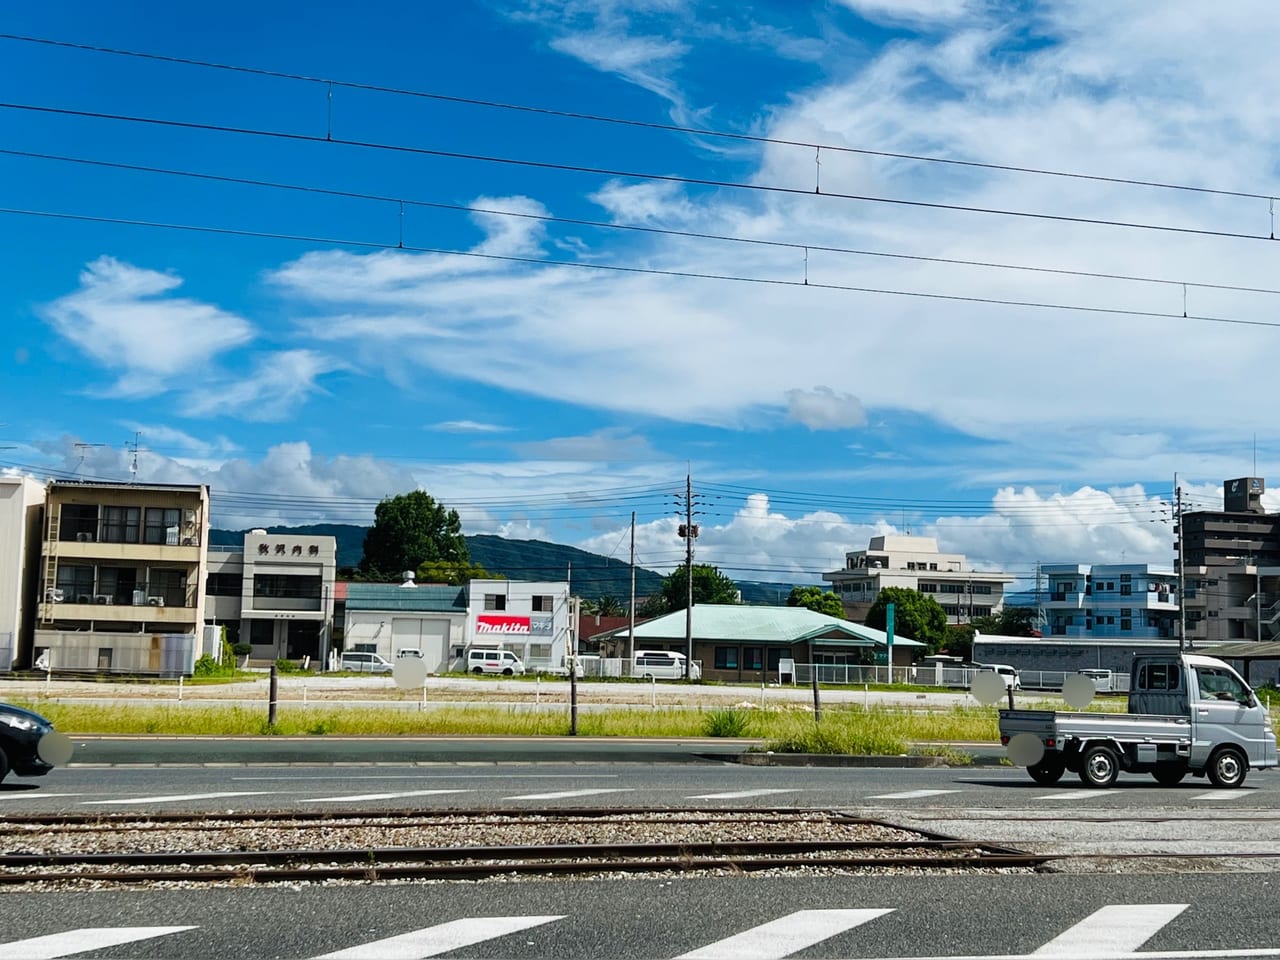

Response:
(1028, 758), (1065, 785)
(502, 668), (514, 676)
(1079, 745), (1120, 788)
(1207, 747), (1248, 788)
(1152, 766), (1186, 786)
(471, 667), (483, 675)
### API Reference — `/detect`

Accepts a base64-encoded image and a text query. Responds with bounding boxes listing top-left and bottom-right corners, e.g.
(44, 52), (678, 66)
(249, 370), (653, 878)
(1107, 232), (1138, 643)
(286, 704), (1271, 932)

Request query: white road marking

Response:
(865, 789), (957, 800)
(686, 789), (802, 799)
(506, 788), (633, 800)
(0, 926), (195, 959)
(1037, 789), (1112, 801)
(676, 908), (894, 959)
(310, 916), (564, 959)
(301, 789), (472, 803)
(1193, 790), (1250, 801)
(0, 793), (81, 800)
(849, 950), (1280, 960)
(1033, 903), (1189, 956)
(83, 791), (271, 805)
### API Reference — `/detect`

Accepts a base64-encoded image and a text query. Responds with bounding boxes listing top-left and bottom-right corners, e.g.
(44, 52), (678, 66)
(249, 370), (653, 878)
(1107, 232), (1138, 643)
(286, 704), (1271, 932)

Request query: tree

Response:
(416, 559), (493, 586)
(582, 595), (628, 617)
(972, 606), (1039, 637)
(359, 490), (469, 581)
(645, 563), (740, 615)
(864, 586), (948, 653)
(786, 586), (845, 618)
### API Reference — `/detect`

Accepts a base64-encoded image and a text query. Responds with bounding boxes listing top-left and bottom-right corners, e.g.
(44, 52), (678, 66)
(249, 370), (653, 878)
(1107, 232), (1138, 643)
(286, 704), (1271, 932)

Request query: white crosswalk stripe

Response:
(686, 789), (802, 800)
(675, 908), (893, 959)
(302, 789), (472, 803)
(506, 788), (632, 800)
(1037, 789), (1112, 801)
(83, 791), (271, 805)
(310, 916), (564, 959)
(0, 926), (195, 959)
(1033, 903), (1189, 956)
(866, 789), (957, 800)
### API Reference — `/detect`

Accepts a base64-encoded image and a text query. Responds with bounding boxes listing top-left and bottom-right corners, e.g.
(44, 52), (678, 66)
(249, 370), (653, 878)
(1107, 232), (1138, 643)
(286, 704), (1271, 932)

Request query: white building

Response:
(341, 578), (469, 672)
(0, 475), (46, 671)
(823, 535), (1015, 623)
(465, 578), (572, 671)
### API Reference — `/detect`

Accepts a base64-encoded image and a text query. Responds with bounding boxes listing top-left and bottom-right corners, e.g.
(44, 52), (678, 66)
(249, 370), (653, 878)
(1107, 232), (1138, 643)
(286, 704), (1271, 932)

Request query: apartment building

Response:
(0, 475), (46, 671)
(34, 480), (210, 675)
(822, 535), (1015, 623)
(1040, 563), (1178, 640)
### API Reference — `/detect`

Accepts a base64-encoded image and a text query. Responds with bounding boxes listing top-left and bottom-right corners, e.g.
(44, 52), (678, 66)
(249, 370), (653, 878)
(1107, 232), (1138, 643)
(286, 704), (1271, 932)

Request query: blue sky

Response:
(3, 1), (1279, 588)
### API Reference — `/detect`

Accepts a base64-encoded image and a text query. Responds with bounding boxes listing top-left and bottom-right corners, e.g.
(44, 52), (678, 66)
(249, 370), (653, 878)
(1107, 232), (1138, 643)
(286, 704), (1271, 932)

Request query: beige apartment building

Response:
(34, 480), (211, 674)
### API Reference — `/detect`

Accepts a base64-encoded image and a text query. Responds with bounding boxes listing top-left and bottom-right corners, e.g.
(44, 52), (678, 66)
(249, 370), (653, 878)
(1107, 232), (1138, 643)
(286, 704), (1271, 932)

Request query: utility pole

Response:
(677, 473), (699, 680)
(628, 511), (636, 666)
(1176, 479), (1187, 652)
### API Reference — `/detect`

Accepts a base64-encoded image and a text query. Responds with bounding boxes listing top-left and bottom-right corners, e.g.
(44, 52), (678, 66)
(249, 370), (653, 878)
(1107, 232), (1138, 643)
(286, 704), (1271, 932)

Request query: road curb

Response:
(730, 753), (951, 767)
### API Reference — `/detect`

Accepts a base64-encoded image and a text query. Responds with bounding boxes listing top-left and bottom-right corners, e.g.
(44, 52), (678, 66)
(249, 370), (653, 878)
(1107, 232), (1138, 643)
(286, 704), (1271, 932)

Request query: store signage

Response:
(476, 614), (531, 634)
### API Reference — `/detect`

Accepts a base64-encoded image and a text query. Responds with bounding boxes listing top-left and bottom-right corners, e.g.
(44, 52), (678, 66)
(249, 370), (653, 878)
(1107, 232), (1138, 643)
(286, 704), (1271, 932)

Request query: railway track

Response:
(0, 807), (1047, 885)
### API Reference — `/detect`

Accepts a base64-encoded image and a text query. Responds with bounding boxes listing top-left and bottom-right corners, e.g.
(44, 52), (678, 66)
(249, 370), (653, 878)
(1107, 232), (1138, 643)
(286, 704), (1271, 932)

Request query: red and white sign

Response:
(476, 614), (531, 634)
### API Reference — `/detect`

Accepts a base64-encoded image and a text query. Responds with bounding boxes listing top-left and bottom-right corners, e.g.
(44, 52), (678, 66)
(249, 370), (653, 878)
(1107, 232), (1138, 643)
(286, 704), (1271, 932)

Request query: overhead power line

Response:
(7, 147), (1280, 298)
(0, 100), (1273, 244)
(1, 32), (1272, 203)
(5, 205), (1280, 330)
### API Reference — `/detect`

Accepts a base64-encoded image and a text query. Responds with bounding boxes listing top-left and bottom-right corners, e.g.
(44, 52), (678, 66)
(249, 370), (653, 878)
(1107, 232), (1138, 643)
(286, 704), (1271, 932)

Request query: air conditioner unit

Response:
(147, 596), (165, 607)
(132, 590), (147, 606)
(93, 594), (112, 605)
(183, 509), (196, 524)
(45, 588), (64, 603)
(76, 594), (91, 604)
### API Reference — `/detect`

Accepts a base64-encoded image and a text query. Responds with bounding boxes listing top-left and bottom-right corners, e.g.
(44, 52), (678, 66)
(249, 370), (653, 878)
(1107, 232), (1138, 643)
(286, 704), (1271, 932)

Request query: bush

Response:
(192, 654), (231, 678)
(274, 658), (305, 674)
(232, 643), (252, 657)
(703, 708), (753, 738)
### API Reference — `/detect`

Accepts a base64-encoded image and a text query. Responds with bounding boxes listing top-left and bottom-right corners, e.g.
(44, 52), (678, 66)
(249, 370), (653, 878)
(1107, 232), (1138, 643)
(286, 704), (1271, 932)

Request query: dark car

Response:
(0, 702), (72, 782)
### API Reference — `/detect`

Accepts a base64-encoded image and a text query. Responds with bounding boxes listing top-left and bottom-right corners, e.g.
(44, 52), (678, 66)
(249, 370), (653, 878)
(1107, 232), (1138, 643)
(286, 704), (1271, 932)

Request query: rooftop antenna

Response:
(126, 432), (146, 483)
(72, 442), (106, 475)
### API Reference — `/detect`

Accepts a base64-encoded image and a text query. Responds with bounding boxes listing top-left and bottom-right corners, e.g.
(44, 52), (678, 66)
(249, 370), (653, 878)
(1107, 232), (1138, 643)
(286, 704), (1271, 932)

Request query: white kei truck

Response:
(998, 653), (1278, 788)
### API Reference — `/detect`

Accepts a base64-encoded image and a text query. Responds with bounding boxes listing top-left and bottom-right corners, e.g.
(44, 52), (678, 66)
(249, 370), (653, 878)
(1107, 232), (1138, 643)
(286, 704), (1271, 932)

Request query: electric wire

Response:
(0, 100), (1272, 244)
(1, 32), (1272, 203)
(5, 147), (1279, 298)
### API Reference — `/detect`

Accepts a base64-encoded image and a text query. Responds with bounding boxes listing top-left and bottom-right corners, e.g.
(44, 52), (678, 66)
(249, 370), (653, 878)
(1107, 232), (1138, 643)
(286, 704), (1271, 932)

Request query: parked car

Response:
(978, 663), (1022, 691)
(396, 647), (424, 660)
(632, 650), (701, 680)
(0, 702), (73, 782)
(467, 648), (526, 676)
(340, 651), (393, 674)
(1077, 668), (1114, 692)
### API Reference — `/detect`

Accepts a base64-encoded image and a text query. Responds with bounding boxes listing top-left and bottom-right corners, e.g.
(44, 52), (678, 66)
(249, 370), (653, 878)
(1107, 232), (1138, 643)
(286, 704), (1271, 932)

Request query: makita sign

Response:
(476, 614), (531, 634)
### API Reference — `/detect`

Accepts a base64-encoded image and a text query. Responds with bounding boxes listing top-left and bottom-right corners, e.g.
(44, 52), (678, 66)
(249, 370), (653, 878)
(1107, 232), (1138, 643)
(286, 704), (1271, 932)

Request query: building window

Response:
(1120, 585), (1132, 596)
(101, 506), (140, 544)
(532, 595), (555, 612)
(744, 646), (763, 670)
(1120, 619), (1132, 631)
(206, 572), (241, 597)
(528, 643), (551, 661)
(714, 646), (739, 670)
(484, 594), (506, 611)
(56, 565), (95, 602)
(60, 504), (99, 542)
(254, 575), (321, 599)
(919, 583), (937, 593)
(929, 563), (938, 570)
(143, 508), (181, 545)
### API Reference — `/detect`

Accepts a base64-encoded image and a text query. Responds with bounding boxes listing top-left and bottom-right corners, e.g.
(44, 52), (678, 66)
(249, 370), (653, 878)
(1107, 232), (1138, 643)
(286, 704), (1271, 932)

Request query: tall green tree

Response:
(359, 490), (469, 581)
(643, 563), (740, 615)
(416, 559), (493, 586)
(972, 606), (1039, 637)
(582, 595), (628, 617)
(864, 586), (948, 653)
(786, 585), (845, 618)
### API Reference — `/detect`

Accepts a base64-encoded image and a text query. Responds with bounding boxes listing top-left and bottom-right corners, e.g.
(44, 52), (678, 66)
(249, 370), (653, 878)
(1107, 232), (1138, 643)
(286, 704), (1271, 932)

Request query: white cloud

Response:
(183, 350), (341, 422)
(511, 428), (659, 461)
(431, 420), (513, 434)
(40, 257), (254, 397)
(833, 0), (976, 27)
(785, 386), (867, 430)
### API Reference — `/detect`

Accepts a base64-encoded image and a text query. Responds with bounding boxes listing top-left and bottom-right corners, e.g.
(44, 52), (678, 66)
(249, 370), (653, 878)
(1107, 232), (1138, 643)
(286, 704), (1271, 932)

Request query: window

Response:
(1120, 574), (1132, 582)
(714, 646), (738, 670)
(744, 646), (763, 670)
(101, 506), (140, 543)
(253, 575), (321, 599)
(1120, 608), (1132, 617)
(1139, 662), (1181, 691)
(929, 563), (938, 570)
(56, 565), (95, 601)
(972, 584), (992, 595)
(143, 508), (181, 545)
(1120, 619), (1132, 631)
(1196, 667), (1247, 702)
(484, 594), (506, 611)
(206, 572), (241, 596)
(919, 583), (937, 593)
(60, 504), (99, 542)
(1120, 585), (1132, 596)
(767, 648), (784, 671)
(532, 595), (555, 612)
(528, 643), (551, 660)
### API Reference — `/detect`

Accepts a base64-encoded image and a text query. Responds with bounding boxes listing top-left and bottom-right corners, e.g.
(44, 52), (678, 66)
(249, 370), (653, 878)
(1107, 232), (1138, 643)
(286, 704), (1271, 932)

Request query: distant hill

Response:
(209, 524), (802, 605)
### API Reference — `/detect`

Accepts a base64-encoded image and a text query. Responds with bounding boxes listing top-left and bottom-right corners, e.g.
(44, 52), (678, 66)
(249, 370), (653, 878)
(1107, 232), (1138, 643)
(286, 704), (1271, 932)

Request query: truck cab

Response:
(999, 653), (1277, 788)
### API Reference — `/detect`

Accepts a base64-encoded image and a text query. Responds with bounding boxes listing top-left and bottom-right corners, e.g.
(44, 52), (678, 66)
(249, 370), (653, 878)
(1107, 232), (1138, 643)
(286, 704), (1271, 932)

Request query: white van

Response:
(632, 650), (701, 680)
(979, 663), (1021, 690)
(467, 648), (525, 676)
(340, 651), (393, 674)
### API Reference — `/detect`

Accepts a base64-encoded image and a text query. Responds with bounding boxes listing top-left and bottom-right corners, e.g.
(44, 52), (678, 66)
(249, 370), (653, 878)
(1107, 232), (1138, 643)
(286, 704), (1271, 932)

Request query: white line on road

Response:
(301, 789), (473, 803)
(83, 792), (271, 805)
(1193, 791), (1250, 801)
(1036, 790), (1111, 801)
(505, 788), (633, 800)
(0, 793), (81, 800)
(1033, 903), (1189, 956)
(0, 926), (195, 959)
(866, 790), (957, 800)
(310, 916), (564, 959)
(685, 789), (802, 800)
(676, 909), (894, 959)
